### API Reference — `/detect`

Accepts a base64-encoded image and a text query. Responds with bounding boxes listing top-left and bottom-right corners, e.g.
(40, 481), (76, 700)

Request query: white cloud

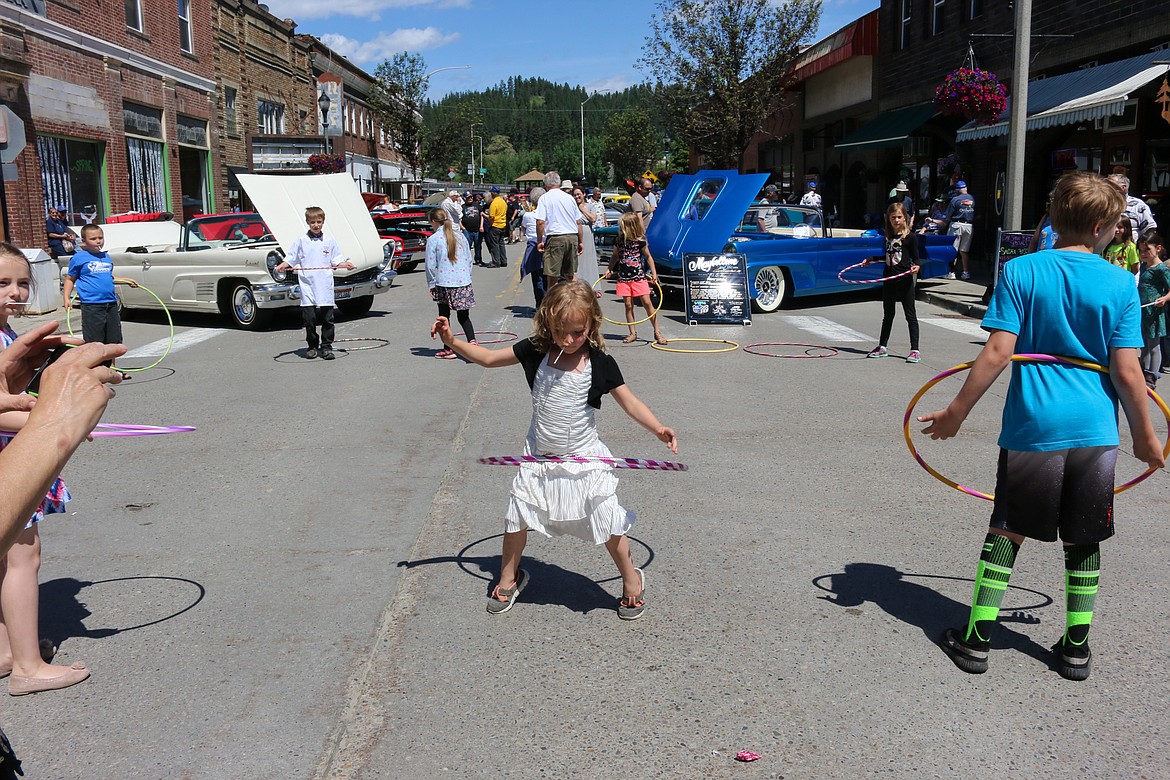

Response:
(583, 75), (633, 94)
(264, 0), (468, 22)
(319, 28), (461, 64)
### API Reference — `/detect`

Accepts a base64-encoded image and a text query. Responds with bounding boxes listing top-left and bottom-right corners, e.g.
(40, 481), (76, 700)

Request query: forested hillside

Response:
(420, 77), (678, 187)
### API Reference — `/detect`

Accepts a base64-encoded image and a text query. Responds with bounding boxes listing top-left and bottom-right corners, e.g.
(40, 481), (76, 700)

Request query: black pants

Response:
(879, 273), (919, 350)
(437, 303), (475, 342)
(303, 305), (335, 349)
(488, 226), (508, 266)
(80, 301), (123, 344)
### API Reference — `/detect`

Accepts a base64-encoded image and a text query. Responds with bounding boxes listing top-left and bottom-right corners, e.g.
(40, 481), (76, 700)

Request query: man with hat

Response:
(800, 180), (821, 209)
(888, 181), (914, 227)
(942, 181), (976, 279)
(45, 205), (78, 259)
(755, 184), (781, 232)
(440, 190), (463, 227)
(486, 186), (509, 267)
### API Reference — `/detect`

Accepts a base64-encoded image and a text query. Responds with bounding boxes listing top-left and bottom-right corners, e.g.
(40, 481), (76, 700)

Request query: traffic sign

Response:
(0, 106), (26, 164)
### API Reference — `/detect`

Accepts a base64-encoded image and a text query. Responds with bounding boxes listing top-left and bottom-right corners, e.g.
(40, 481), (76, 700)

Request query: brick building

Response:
(0, 0), (217, 247)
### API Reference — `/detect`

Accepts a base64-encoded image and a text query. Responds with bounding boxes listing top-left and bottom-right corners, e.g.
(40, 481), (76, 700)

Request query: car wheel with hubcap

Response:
(751, 265), (788, 313)
(227, 282), (271, 330)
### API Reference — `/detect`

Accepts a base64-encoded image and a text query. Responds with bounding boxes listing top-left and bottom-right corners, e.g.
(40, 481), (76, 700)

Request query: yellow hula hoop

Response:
(65, 279), (175, 373)
(903, 353), (1170, 500)
(650, 337), (740, 354)
(592, 276), (663, 327)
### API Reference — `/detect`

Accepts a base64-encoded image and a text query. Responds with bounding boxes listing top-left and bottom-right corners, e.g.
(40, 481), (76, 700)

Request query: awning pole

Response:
(1005, 0), (1031, 232)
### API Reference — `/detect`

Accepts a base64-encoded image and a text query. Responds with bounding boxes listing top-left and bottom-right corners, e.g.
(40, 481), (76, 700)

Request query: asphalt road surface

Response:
(4, 244), (1168, 779)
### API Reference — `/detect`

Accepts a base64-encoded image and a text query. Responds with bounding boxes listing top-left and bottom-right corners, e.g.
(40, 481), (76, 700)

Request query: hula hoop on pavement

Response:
(66, 279), (174, 373)
(479, 455), (687, 471)
(592, 276), (664, 326)
(650, 338), (739, 354)
(903, 353), (1170, 500)
(331, 337), (390, 351)
(837, 262), (916, 285)
(473, 330), (519, 345)
(743, 342), (839, 358)
(1, 423), (197, 439)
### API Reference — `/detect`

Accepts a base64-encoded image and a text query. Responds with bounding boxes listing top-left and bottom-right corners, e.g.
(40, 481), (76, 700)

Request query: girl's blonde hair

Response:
(884, 202), (911, 238)
(531, 280), (605, 353)
(429, 208), (459, 262)
(617, 210), (645, 246)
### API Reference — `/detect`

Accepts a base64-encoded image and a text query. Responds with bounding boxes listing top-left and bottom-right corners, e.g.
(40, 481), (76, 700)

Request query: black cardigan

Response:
(513, 338), (625, 409)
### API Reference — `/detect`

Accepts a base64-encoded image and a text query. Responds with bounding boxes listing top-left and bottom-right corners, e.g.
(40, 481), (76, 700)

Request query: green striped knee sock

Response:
(963, 533), (1020, 645)
(1063, 543), (1100, 647)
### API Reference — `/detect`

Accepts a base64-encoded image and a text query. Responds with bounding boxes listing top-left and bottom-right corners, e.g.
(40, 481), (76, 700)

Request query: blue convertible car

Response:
(641, 171), (956, 312)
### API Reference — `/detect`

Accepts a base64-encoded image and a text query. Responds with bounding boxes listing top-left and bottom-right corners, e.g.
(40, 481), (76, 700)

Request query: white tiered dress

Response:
(505, 355), (635, 544)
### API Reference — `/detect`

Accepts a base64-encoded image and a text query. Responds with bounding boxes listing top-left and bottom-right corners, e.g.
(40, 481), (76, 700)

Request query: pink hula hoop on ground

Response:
(479, 455), (687, 471)
(903, 353), (1170, 500)
(474, 331), (519, 345)
(742, 342), (839, 358)
(837, 261), (916, 285)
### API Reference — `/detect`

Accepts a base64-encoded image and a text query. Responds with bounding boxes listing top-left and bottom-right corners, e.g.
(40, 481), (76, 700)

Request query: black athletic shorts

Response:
(988, 447), (1117, 544)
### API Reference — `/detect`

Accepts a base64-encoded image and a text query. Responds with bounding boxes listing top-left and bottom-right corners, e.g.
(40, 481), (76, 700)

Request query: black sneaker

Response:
(321, 349), (335, 360)
(1052, 639), (1091, 681)
(305, 348), (318, 359)
(940, 627), (989, 674)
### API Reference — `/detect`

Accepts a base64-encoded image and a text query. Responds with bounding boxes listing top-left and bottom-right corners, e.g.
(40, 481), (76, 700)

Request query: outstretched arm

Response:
(1110, 346), (1164, 469)
(919, 329), (1016, 439)
(430, 316), (519, 368)
(610, 384), (677, 453)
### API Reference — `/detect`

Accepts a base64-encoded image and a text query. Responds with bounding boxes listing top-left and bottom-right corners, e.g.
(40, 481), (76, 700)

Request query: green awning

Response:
(835, 103), (939, 151)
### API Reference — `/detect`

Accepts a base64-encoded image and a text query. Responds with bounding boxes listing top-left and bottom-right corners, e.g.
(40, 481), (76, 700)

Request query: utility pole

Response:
(1004, 0), (1031, 231)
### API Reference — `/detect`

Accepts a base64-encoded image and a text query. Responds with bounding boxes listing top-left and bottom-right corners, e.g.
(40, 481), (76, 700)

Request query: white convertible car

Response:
(100, 173), (396, 329)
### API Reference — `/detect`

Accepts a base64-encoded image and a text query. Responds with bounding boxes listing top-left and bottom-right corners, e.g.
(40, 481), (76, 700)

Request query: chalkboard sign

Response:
(992, 229), (1033, 289)
(681, 252), (752, 326)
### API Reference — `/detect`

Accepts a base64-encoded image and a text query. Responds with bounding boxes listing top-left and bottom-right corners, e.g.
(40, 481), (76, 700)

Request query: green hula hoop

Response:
(66, 278), (174, 373)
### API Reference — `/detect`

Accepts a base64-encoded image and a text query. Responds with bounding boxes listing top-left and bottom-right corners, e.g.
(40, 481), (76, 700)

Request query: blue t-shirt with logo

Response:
(982, 248), (1142, 451)
(67, 249), (117, 304)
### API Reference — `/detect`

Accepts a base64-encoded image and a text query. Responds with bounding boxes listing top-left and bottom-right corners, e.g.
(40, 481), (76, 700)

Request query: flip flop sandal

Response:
(618, 568), (646, 620)
(622, 334), (639, 344)
(486, 569), (529, 615)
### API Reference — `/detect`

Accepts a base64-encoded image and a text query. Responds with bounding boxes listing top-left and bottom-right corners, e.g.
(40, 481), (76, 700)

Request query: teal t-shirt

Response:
(982, 249), (1142, 451)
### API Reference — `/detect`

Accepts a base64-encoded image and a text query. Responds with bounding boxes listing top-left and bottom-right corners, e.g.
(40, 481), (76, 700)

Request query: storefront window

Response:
(126, 137), (168, 213)
(177, 116), (210, 221)
(36, 136), (105, 225)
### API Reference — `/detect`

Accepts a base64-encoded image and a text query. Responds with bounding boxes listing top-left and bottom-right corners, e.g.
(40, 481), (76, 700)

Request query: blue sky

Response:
(264, 0), (880, 99)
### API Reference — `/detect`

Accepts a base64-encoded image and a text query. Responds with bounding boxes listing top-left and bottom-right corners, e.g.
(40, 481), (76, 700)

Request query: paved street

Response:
(4, 244), (1168, 779)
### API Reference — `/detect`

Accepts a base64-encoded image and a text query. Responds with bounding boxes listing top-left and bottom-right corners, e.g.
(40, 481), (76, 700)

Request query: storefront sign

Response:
(681, 252), (751, 326)
(1050, 148), (1078, 170)
(316, 75), (343, 138)
(992, 229), (1032, 289)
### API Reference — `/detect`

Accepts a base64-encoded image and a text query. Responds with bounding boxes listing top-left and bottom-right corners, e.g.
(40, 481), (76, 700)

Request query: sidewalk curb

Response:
(916, 281), (989, 320)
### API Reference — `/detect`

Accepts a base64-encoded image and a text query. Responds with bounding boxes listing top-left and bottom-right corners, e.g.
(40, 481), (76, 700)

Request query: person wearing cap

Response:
(943, 181), (976, 279)
(755, 184), (781, 232)
(534, 171), (584, 291)
(459, 191), (486, 266)
(486, 186), (509, 267)
(45, 206), (78, 259)
(800, 181), (821, 209)
(919, 195), (949, 235)
(440, 190), (463, 228)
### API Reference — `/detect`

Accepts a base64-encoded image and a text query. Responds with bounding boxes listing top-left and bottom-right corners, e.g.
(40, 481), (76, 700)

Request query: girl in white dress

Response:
(430, 280), (677, 619)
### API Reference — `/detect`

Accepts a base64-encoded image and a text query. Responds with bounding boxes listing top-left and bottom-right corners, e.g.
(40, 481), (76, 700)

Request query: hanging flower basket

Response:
(934, 68), (1008, 125)
(308, 153), (347, 174)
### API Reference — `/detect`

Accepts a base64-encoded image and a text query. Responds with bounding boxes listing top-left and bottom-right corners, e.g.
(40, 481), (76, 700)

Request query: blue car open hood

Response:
(646, 170), (770, 265)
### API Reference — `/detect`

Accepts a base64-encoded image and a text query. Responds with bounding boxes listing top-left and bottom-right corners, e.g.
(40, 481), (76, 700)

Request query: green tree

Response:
(421, 102), (482, 179)
(647, 0), (820, 169)
(603, 109), (659, 183)
(370, 52), (429, 179)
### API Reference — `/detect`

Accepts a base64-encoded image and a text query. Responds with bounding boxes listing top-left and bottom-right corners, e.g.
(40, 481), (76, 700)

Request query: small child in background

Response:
(1102, 216), (1139, 276)
(0, 243), (90, 695)
(430, 281), (677, 619)
(605, 211), (666, 345)
(1136, 233), (1170, 387)
(866, 202), (922, 363)
(62, 224), (137, 346)
(425, 208), (476, 359)
(276, 206), (355, 360)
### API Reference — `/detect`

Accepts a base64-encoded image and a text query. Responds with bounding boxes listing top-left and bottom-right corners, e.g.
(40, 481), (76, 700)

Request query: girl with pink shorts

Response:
(604, 212), (667, 345)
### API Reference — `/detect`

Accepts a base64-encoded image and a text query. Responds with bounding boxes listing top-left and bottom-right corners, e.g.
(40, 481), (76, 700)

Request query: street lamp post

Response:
(580, 90), (612, 185)
(470, 122), (482, 186)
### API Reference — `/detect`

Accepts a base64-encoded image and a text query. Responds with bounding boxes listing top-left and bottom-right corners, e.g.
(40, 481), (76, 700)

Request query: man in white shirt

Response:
(799, 181), (821, 209)
(1108, 174), (1158, 241)
(585, 188), (607, 227)
(440, 190), (463, 227)
(534, 171), (584, 292)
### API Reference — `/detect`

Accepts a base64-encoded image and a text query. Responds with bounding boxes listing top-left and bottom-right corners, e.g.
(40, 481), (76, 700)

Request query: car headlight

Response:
(378, 241), (395, 272)
(267, 251), (289, 282)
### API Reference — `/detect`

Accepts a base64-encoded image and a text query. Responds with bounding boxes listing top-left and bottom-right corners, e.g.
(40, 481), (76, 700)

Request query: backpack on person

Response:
(461, 202), (481, 232)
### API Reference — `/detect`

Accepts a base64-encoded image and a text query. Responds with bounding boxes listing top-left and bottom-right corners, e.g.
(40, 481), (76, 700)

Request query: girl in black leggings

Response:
(866, 202), (922, 363)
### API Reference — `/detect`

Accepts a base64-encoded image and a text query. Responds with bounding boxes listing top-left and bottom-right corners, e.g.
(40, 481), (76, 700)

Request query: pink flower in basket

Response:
(308, 153), (347, 174)
(934, 68), (1008, 126)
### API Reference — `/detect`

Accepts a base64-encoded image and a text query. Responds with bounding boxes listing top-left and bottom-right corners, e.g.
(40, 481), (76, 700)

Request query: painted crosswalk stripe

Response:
(124, 328), (225, 359)
(780, 315), (873, 343)
(921, 316), (987, 339)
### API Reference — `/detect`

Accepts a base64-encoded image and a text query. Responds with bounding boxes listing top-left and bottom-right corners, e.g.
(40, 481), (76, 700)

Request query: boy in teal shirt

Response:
(919, 172), (1164, 681)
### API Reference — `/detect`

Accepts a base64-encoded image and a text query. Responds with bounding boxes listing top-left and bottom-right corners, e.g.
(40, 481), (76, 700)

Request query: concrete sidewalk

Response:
(916, 275), (990, 319)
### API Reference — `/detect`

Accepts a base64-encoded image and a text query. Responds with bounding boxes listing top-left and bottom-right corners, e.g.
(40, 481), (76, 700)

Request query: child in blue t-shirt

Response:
(919, 172), (1164, 682)
(62, 224), (136, 345)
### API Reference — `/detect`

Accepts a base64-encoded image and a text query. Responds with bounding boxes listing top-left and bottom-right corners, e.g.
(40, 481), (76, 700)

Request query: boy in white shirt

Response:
(276, 206), (355, 360)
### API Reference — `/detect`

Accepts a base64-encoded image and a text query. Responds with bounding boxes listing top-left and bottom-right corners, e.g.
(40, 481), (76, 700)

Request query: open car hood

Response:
(237, 173), (386, 267)
(646, 170), (769, 264)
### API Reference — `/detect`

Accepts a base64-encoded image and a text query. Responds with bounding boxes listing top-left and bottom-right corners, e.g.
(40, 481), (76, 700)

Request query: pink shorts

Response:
(616, 279), (651, 298)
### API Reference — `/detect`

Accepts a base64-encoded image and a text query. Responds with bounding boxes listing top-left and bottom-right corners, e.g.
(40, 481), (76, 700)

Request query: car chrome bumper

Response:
(252, 272), (396, 308)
